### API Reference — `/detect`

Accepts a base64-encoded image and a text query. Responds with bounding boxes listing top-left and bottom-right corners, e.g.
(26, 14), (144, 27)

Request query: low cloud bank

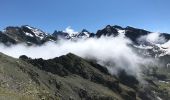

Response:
(0, 34), (157, 81)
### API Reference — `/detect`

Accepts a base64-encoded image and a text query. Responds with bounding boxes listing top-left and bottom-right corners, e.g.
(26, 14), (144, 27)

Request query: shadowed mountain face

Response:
(124, 26), (150, 43)
(96, 25), (119, 37)
(0, 31), (16, 45)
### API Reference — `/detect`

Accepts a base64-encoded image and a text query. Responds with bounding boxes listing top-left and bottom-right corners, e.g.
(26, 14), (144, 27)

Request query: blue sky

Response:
(0, 0), (170, 33)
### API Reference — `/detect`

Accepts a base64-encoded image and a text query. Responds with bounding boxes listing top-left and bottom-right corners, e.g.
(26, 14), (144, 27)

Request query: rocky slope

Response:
(0, 51), (169, 100)
(0, 53), (170, 100)
(0, 52), (140, 100)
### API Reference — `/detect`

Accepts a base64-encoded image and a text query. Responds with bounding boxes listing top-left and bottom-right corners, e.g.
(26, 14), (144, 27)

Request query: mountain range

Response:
(0, 25), (170, 100)
(1, 25), (170, 45)
(1, 25), (170, 47)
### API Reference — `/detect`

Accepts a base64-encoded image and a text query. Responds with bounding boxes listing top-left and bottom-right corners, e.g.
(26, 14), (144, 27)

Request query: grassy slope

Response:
(0, 53), (137, 100)
(2, 52), (170, 100)
(5, 51), (170, 100)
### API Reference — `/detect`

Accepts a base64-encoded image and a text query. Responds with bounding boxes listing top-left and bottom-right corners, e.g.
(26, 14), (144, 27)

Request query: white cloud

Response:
(0, 35), (155, 81)
(138, 32), (166, 44)
(63, 26), (78, 36)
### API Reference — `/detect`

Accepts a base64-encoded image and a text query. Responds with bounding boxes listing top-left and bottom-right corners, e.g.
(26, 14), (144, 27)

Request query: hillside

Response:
(1, 52), (170, 100)
(0, 52), (140, 100)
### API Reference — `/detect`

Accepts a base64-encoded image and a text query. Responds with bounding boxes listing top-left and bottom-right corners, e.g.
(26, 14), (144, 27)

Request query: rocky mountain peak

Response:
(96, 25), (118, 37)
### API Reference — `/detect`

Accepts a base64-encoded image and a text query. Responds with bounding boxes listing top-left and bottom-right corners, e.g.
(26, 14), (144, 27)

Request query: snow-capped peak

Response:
(82, 31), (90, 37)
(60, 27), (91, 39)
(24, 25), (47, 40)
(77, 29), (90, 38)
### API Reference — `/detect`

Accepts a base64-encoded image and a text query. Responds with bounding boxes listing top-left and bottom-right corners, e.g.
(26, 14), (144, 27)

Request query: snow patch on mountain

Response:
(61, 27), (90, 39)
(117, 29), (125, 37)
(25, 32), (34, 37)
(134, 32), (170, 57)
(25, 25), (47, 40)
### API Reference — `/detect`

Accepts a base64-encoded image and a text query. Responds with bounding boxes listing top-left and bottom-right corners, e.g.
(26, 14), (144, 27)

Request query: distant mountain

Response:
(96, 25), (170, 44)
(94, 25), (170, 58)
(0, 25), (57, 45)
(96, 25), (120, 37)
(52, 29), (93, 40)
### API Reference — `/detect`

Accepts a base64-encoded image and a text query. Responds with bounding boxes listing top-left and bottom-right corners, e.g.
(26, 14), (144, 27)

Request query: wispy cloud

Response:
(63, 26), (78, 36)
